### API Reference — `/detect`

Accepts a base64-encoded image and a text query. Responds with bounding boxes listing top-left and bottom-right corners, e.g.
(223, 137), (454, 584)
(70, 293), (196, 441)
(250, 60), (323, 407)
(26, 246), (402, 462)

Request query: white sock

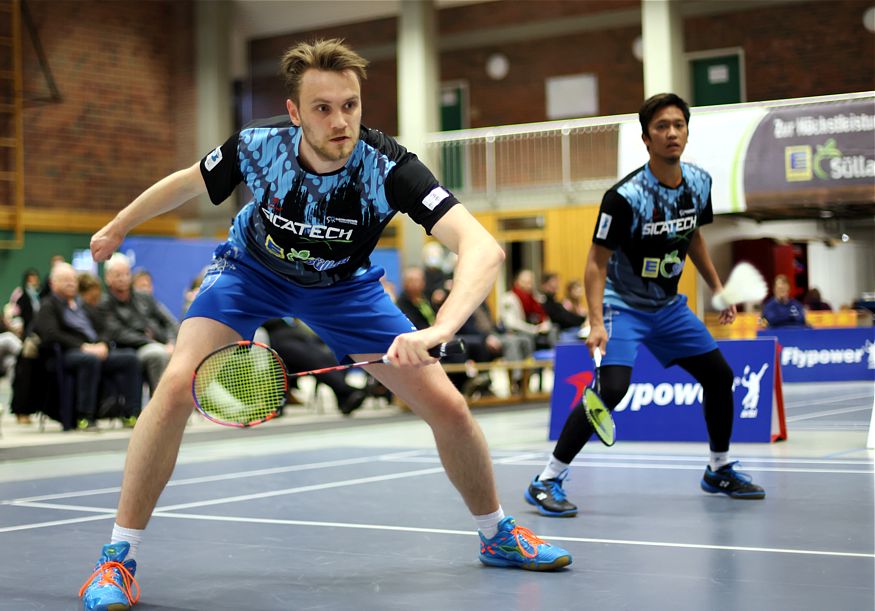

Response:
(110, 523), (144, 562)
(710, 452), (731, 471)
(539, 455), (570, 482)
(475, 506), (505, 539)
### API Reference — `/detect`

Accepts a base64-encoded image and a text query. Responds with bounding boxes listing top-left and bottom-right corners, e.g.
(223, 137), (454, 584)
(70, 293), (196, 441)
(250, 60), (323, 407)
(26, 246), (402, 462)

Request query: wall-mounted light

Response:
(486, 53), (509, 80)
(863, 6), (875, 33)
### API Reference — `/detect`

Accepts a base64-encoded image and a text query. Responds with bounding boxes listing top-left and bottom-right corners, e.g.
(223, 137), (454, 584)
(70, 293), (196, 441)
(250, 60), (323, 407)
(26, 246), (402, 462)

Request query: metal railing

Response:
(424, 92), (875, 209)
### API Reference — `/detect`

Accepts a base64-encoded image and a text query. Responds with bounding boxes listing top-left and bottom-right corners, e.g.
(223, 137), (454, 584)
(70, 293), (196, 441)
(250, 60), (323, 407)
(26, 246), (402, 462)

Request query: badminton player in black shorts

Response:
(80, 39), (570, 611)
(525, 93), (765, 518)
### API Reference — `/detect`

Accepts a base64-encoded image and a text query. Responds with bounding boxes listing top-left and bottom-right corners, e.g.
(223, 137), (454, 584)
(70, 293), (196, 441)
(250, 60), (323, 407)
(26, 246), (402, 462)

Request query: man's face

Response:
(515, 271), (534, 293)
(287, 68), (362, 171)
(105, 263), (132, 294)
(642, 105), (688, 162)
(774, 278), (790, 300)
(402, 269), (425, 297)
(51, 266), (78, 301)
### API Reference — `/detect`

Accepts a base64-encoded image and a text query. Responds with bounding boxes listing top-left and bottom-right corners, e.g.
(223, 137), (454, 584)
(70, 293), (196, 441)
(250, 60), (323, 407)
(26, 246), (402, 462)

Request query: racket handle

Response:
(377, 339), (467, 365)
(592, 346), (602, 368)
(429, 338), (466, 358)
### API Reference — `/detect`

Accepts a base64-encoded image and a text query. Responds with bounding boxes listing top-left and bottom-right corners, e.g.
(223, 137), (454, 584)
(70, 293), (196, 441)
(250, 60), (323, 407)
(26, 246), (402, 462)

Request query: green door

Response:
(440, 83), (466, 190)
(691, 54), (742, 106)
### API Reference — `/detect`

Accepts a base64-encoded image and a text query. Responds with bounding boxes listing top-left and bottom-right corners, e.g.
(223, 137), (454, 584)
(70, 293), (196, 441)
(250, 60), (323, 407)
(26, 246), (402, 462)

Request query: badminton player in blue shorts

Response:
(79, 39), (570, 610)
(525, 93), (765, 518)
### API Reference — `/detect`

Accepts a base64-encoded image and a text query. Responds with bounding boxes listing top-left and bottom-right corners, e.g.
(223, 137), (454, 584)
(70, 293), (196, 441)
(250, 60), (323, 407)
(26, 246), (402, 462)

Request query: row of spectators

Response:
(3, 254), (177, 430)
(393, 265), (588, 397)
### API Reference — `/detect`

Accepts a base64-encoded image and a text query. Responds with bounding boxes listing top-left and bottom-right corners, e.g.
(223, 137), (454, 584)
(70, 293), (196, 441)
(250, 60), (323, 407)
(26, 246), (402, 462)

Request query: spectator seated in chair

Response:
(100, 253), (178, 396)
(34, 262), (142, 430)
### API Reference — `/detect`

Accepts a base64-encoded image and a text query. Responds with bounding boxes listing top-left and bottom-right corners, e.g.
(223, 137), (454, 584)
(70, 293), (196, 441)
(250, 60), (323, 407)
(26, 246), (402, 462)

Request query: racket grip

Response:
(592, 346), (602, 368)
(428, 338), (466, 359)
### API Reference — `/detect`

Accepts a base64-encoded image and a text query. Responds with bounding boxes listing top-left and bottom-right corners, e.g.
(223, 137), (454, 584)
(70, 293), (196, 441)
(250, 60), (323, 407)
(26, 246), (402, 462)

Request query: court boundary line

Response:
(149, 511), (875, 560)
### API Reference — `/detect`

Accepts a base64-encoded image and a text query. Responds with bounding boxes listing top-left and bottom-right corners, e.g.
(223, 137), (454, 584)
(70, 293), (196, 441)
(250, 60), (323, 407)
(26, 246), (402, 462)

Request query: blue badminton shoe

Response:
(524, 469), (578, 517)
(701, 462), (766, 499)
(79, 541), (140, 610)
(479, 516), (572, 571)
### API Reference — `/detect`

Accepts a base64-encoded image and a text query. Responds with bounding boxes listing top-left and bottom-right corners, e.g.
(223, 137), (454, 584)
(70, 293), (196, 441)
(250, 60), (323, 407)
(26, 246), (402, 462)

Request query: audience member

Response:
(38, 254), (66, 298)
(395, 267), (437, 329)
(803, 288), (832, 311)
(500, 269), (555, 351)
(262, 318), (367, 416)
(762, 274), (807, 328)
(540, 272), (587, 331)
(8, 268), (41, 335)
(100, 253), (178, 394)
(562, 279), (588, 319)
(78, 273), (104, 308)
(33, 263), (142, 429)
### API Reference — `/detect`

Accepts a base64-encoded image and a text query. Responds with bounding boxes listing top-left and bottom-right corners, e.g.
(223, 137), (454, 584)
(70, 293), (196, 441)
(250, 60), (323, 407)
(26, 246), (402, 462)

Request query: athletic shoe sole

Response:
(523, 489), (578, 517)
(700, 479), (766, 499)
(479, 553), (572, 571)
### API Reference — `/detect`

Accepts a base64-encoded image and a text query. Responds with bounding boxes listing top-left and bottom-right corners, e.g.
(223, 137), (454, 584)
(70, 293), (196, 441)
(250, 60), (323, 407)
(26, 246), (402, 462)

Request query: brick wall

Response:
(21, 0), (196, 213)
(250, 0), (875, 135)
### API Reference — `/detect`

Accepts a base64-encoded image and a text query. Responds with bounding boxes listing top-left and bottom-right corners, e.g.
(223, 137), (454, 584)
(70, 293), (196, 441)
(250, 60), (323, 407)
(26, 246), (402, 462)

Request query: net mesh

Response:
(193, 343), (287, 426)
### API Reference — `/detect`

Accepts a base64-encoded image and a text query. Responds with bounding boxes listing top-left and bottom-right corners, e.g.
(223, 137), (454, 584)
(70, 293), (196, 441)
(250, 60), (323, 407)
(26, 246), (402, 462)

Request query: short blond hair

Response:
(280, 38), (368, 104)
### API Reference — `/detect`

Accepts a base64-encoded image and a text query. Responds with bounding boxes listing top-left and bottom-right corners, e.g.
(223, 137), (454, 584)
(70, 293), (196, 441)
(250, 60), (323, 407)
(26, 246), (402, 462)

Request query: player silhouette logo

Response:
(733, 363), (769, 419)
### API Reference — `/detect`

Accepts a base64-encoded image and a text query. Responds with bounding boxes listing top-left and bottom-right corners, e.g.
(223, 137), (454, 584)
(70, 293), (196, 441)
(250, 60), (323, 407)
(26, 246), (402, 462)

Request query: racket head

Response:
(192, 341), (288, 428)
(583, 387), (616, 447)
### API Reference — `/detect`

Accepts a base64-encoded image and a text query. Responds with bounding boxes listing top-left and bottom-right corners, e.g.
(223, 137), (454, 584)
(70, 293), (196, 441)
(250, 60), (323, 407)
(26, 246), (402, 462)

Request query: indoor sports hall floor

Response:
(1, 380), (872, 611)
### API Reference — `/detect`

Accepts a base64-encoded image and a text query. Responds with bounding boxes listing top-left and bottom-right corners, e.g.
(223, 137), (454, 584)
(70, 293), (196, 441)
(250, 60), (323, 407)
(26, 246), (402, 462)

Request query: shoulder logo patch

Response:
(596, 212), (613, 239)
(204, 146), (223, 172)
(422, 186), (449, 210)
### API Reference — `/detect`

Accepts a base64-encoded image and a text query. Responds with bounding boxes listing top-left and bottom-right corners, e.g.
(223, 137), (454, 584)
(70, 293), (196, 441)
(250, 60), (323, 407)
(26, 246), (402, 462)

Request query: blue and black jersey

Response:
(592, 162), (713, 310)
(199, 115), (458, 286)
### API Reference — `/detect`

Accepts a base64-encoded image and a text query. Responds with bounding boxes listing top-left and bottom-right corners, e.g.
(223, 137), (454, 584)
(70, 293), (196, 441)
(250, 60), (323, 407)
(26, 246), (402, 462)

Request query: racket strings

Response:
(194, 345), (287, 425)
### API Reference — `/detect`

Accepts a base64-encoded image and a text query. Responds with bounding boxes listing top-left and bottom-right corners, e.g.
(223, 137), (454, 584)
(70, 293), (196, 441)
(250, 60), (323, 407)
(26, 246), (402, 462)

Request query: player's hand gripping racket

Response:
(583, 347), (616, 446)
(192, 339), (466, 427)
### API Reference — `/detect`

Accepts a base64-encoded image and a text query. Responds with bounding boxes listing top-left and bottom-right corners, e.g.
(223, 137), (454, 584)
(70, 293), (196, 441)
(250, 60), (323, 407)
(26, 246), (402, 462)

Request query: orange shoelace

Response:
(510, 524), (546, 559)
(78, 561), (141, 606)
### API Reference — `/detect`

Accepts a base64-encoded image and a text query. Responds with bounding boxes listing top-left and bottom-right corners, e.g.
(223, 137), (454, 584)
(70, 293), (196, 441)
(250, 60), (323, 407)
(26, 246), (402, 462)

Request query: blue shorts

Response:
(602, 295), (718, 368)
(185, 242), (416, 363)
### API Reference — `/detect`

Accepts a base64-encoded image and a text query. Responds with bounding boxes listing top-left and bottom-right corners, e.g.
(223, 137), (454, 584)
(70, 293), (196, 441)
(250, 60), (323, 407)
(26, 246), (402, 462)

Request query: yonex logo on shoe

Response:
(537, 493), (548, 500)
(720, 481), (730, 488)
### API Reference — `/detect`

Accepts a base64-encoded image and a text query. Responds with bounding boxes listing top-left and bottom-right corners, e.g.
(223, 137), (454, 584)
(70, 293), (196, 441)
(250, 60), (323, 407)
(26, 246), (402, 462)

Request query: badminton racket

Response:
(582, 347), (616, 446)
(192, 339), (466, 427)
(711, 262), (768, 311)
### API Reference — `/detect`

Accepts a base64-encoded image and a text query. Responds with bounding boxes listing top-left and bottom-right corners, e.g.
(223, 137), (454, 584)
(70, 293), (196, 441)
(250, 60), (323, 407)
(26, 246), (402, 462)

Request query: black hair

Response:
(639, 93), (691, 137)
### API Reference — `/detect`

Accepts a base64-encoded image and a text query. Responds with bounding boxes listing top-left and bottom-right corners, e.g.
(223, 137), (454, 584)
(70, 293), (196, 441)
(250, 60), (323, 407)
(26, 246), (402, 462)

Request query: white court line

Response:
(0, 513), (115, 534)
(151, 512), (875, 560)
(0, 449), (429, 505)
(784, 393), (874, 408)
(383, 456), (874, 474)
(786, 406), (874, 422)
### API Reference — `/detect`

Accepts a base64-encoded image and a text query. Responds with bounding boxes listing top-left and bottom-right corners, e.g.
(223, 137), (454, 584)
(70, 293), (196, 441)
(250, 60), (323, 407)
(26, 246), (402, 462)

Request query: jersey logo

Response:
(642, 250), (684, 279)
(422, 186), (449, 210)
(596, 213), (612, 239)
(204, 146), (223, 172)
(642, 216), (696, 237)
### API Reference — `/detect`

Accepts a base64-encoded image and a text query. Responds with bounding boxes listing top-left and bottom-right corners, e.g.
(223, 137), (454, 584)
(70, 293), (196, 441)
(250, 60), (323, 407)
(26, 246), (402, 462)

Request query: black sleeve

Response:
(199, 132), (243, 205)
(699, 192), (714, 227)
(385, 154), (459, 235)
(591, 190), (633, 251)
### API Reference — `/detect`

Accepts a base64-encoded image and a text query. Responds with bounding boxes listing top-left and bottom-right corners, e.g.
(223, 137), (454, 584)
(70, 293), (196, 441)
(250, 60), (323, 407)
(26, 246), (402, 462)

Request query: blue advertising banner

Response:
(758, 327), (875, 382)
(549, 339), (779, 443)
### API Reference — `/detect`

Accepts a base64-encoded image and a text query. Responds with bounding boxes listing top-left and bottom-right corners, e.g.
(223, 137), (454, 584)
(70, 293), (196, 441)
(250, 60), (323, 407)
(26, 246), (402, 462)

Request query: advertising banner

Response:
(758, 327), (875, 382)
(616, 96), (874, 214)
(549, 339), (780, 443)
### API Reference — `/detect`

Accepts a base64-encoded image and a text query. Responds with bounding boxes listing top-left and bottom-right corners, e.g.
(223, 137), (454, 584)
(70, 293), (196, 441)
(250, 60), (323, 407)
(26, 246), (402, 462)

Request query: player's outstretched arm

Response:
(91, 162), (207, 261)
